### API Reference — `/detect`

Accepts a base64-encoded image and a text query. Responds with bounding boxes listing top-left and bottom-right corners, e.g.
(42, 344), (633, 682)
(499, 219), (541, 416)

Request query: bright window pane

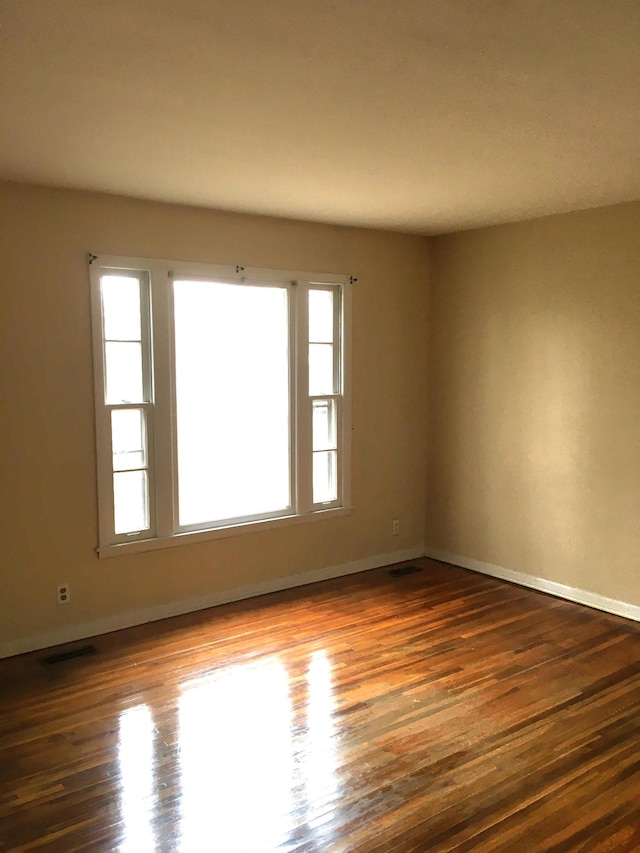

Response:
(174, 280), (291, 527)
(105, 342), (144, 403)
(112, 409), (146, 471)
(309, 344), (334, 395)
(309, 289), (334, 343)
(114, 470), (149, 533)
(313, 450), (337, 504)
(102, 275), (141, 341)
(312, 399), (336, 451)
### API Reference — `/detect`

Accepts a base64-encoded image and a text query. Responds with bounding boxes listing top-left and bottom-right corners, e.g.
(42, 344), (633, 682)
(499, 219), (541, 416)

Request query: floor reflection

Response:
(116, 651), (340, 851)
(305, 650), (338, 832)
(118, 703), (156, 853)
(178, 658), (294, 852)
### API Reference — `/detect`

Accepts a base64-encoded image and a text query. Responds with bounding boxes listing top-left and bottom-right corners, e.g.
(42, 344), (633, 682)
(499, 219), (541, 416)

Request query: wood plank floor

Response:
(2, 557), (640, 851)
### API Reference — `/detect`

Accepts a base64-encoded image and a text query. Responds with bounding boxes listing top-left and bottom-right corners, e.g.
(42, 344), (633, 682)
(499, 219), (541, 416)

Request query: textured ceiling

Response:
(0, 0), (638, 234)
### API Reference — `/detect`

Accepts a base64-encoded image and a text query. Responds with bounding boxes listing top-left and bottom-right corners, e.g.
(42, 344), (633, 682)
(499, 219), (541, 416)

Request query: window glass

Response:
(105, 342), (144, 403)
(173, 280), (291, 527)
(309, 289), (334, 343)
(312, 399), (336, 452)
(101, 275), (142, 341)
(111, 408), (146, 471)
(113, 470), (149, 533)
(309, 344), (334, 396)
(313, 451), (337, 504)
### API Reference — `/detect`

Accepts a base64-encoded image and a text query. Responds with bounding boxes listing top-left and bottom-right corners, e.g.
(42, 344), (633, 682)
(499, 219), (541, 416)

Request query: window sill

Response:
(97, 505), (353, 559)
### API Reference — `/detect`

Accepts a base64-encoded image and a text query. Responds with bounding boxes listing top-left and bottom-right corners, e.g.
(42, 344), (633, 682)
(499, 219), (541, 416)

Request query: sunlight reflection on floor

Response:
(117, 651), (339, 852)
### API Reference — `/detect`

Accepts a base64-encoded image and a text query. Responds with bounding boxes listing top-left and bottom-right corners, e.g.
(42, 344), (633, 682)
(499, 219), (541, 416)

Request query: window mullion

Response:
(334, 396), (343, 508)
(149, 269), (176, 538)
(95, 405), (115, 547)
(90, 260), (116, 548)
(135, 272), (156, 540)
(333, 285), (342, 394)
(139, 272), (153, 402)
(295, 280), (313, 514)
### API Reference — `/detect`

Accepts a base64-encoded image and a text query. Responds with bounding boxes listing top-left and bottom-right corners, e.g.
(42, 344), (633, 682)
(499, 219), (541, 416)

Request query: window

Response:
(90, 255), (351, 555)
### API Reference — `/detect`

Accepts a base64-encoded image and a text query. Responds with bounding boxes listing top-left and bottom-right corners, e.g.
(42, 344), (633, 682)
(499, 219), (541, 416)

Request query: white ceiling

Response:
(1, 0), (638, 234)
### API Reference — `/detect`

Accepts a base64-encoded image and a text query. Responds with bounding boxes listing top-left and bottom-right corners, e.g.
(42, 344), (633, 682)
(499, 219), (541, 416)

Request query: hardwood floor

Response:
(2, 557), (640, 851)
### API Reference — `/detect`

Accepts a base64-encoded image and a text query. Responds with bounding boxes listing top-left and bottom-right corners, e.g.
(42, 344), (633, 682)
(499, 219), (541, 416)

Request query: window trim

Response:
(90, 254), (352, 558)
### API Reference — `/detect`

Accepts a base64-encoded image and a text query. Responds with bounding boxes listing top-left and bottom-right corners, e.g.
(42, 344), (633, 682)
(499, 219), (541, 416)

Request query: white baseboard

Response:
(424, 547), (640, 623)
(0, 546), (425, 659)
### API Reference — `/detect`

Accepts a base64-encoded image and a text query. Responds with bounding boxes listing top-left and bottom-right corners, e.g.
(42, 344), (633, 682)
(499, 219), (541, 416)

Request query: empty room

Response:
(1, 0), (639, 850)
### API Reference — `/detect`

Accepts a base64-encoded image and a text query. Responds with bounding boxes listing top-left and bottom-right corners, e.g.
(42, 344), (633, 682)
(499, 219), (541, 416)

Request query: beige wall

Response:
(0, 181), (429, 655)
(427, 201), (640, 605)
(6, 180), (638, 655)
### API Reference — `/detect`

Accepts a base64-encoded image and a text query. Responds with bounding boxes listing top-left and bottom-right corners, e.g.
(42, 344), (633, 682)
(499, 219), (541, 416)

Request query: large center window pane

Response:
(173, 280), (291, 527)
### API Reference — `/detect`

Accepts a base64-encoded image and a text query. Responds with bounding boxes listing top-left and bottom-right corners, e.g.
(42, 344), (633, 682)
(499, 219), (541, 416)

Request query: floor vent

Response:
(387, 565), (423, 578)
(43, 644), (98, 665)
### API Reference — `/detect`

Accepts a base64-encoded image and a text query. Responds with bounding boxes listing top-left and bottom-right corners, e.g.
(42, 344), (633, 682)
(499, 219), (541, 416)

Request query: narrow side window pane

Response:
(309, 289), (334, 343)
(101, 275), (142, 341)
(309, 344), (334, 396)
(112, 408), (146, 471)
(105, 342), (144, 403)
(313, 450), (337, 504)
(174, 280), (291, 527)
(312, 399), (336, 451)
(113, 470), (149, 533)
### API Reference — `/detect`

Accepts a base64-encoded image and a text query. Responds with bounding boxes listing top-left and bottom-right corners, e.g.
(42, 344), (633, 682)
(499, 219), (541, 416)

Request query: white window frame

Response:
(90, 255), (352, 558)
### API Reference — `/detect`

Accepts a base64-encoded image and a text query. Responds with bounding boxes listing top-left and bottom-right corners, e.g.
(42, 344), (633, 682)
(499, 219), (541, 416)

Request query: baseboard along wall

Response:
(1, 546), (425, 659)
(8, 544), (638, 659)
(425, 547), (640, 624)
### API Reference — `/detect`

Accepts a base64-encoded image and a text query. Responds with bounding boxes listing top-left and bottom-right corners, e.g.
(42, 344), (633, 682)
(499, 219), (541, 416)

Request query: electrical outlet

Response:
(57, 583), (70, 605)
(392, 519), (400, 536)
